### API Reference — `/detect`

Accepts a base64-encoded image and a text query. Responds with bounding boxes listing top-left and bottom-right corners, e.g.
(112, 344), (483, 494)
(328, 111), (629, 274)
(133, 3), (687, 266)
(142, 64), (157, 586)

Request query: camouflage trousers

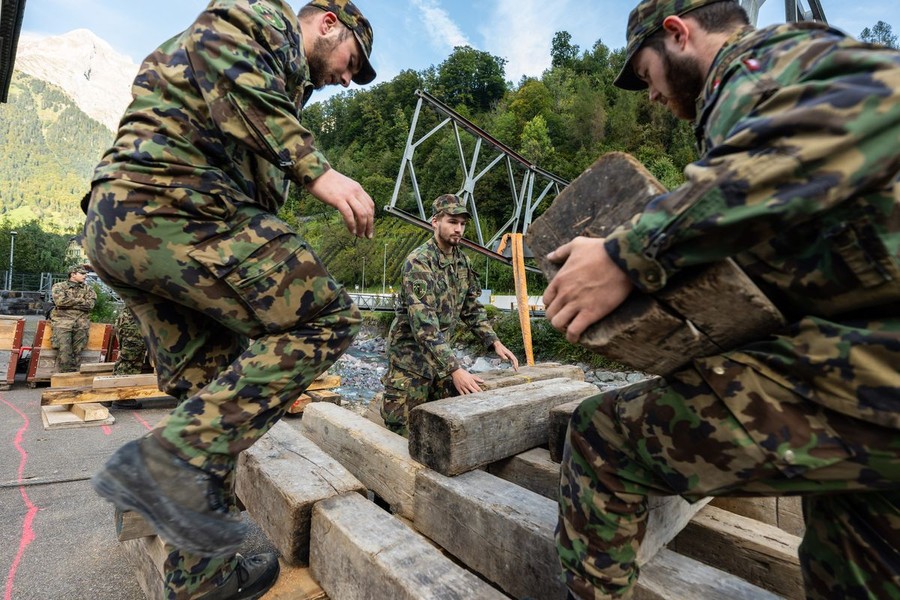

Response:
(50, 315), (90, 373)
(85, 182), (360, 599)
(113, 320), (148, 375)
(558, 366), (900, 600)
(380, 364), (457, 436)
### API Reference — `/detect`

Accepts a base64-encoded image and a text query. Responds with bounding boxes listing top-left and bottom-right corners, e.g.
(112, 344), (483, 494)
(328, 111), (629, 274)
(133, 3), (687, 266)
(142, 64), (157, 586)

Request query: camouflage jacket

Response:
(605, 23), (900, 429)
(387, 238), (499, 378)
(91, 0), (328, 213)
(50, 280), (96, 319)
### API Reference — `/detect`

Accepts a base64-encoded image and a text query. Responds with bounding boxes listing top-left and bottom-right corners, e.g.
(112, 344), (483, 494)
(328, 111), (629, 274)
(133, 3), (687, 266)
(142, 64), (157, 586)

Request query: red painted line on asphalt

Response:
(0, 395), (40, 600)
(101, 425), (112, 435)
(131, 412), (154, 431)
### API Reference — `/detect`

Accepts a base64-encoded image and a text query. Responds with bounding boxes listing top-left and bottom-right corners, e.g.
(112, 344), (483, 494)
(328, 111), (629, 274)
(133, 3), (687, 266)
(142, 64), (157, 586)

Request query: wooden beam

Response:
(79, 362), (116, 373)
(287, 389), (341, 415)
(41, 384), (173, 406)
(669, 505), (803, 599)
(92, 373), (158, 389)
(414, 469), (566, 599)
(710, 496), (805, 537)
(636, 548), (781, 600)
(115, 508), (155, 542)
(310, 492), (508, 600)
(70, 402), (109, 421)
(301, 403), (424, 519)
(486, 447), (560, 501)
(476, 362), (585, 388)
(526, 152), (784, 375)
(234, 421), (365, 565)
(409, 377), (599, 476)
(306, 374), (341, 391)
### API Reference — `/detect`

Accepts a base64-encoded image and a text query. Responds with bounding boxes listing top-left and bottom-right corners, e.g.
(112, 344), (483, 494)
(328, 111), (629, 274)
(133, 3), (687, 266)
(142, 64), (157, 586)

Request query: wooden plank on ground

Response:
(40, 405), (115, 429)
(548, 377), (663, 462)
(414, 469), (566, 599)
(263, 562), (328, 600)
(301, 403), (424, 519)
(525, 152), (784, 375)
(409, 377), (599, 476)
(70, 402), (109, 422)
(669, 504), (803, 599)
(92, 373), (158, 389)
(50, 372), (96, 388)
(307, 374), (341, 391)
(41, 384), (173, 406)
(115, 508), (155, 542)
(310, 492), (509, 600)
(234, 420), (365, 565)
(636, 548), (781, 600)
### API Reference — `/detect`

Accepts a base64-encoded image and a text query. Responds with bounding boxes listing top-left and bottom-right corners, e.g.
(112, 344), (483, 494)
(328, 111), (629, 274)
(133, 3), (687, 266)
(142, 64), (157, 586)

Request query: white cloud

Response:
(479, 0), (561, 83)
(410, 0), (470, 51)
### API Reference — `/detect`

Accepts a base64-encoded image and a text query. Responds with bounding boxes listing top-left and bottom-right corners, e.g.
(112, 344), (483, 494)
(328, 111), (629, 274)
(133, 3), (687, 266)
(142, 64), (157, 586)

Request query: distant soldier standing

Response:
(50, 265), (96, 373)
(381, 194), (519, 436)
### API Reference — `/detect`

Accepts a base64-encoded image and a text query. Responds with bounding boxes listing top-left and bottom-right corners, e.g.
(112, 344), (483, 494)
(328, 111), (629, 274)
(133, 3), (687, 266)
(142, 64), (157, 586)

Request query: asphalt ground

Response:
(0, 318), (280, 600)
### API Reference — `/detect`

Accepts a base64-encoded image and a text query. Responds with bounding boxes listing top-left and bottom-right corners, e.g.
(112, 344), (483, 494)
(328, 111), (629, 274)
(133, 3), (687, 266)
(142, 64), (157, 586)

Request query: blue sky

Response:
(21, 0), (900, 96)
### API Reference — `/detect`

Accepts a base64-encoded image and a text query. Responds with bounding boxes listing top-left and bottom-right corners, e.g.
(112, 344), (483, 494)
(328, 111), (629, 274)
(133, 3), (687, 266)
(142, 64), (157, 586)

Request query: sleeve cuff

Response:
(605, 225), (669, 293)
(291, 150), (331, 186)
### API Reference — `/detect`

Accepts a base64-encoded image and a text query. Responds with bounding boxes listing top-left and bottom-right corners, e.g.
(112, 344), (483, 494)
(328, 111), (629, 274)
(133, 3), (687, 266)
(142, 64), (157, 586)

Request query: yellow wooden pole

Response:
(510, 233), (534, 366)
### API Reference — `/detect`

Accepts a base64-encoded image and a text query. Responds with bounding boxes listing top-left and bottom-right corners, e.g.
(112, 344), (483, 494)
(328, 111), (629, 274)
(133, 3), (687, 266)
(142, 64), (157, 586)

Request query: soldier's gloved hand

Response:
(492, 340), (519, 371)
(451, 368), (484, 395)
(307, 169), (375, 239)
(544, 237), (633, 343)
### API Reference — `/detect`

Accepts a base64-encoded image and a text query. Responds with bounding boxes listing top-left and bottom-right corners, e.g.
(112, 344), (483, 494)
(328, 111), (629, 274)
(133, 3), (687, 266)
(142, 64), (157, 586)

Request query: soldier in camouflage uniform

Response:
(84, 1), (376, 598)
(111, 306), (150, 409)
(381, 194), (519, 436)
(49, 265), (97, 374)
(543, 1), (900, 598)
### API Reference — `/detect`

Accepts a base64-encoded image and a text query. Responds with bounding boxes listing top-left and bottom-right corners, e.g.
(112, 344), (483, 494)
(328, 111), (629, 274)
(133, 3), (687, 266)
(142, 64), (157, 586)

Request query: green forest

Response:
(0, 20), (895, 292)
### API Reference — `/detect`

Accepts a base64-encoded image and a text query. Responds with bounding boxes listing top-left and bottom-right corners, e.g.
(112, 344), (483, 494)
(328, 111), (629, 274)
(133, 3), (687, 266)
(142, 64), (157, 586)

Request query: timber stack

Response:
(114, 364), (803, 599)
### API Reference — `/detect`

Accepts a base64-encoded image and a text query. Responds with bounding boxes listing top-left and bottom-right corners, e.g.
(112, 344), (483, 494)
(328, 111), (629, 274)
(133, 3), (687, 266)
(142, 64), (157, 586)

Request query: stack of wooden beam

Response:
(26, 321), (114, 386)
(114, 363), (801, 599)
(0, 315), (24, 389)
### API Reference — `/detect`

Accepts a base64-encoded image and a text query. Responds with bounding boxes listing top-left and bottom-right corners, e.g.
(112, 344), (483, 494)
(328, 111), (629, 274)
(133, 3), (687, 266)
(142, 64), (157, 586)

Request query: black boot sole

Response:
(91, 439), (247, 557)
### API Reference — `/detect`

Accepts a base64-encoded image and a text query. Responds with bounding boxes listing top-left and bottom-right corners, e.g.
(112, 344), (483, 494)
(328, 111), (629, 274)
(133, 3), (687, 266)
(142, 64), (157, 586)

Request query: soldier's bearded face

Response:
(434, 214), (467, 247)
(632, 46), (705, 121)
(308, 28), (361, 90)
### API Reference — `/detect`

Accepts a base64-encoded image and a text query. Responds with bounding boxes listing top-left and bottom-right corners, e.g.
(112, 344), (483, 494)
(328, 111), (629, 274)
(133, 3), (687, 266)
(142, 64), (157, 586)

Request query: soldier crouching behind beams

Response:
(544, 1), (900, 598)
(381, 193), (520, 437)
(84, 1), (377, 598)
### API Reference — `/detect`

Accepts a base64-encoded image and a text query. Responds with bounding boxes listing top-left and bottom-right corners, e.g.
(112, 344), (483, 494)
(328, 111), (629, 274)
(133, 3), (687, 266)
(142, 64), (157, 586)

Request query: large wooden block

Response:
(670, 505), (803, 599)
(310, 492), (508, 600)
(115, 508), (156, 542)
(476, 362), (584, 388)
(301, 403), (424, 519)
(234, 421), (366, 565)
(526, 152), (784, 375)
(486, 447), (560, 501)
(41, 384), (173, 406)
(414, 469), (565, 599)
(409, 377), (599, 476)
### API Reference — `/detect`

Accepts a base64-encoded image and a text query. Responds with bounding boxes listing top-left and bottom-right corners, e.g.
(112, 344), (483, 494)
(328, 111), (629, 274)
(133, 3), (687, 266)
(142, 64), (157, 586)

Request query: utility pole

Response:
(362, 256), (366, 292)
(7, 231), (16, 291)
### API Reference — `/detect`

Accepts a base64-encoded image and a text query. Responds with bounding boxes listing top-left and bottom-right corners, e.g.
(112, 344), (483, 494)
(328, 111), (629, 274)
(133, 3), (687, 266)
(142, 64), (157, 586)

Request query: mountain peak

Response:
(16, 29), (138, 132)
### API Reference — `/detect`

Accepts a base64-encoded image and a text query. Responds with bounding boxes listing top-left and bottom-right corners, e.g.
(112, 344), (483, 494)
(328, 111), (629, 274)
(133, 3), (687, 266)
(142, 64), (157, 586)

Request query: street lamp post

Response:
(382, 242), (387, 296)
(7, 231), (16, 291)
(362, 256), (366, 292)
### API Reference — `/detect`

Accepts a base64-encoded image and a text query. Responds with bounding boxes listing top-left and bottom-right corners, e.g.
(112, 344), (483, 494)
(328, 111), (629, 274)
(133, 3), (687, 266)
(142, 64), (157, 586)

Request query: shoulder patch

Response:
(253, 3), (286, 31)
(412, 280), (428, 299)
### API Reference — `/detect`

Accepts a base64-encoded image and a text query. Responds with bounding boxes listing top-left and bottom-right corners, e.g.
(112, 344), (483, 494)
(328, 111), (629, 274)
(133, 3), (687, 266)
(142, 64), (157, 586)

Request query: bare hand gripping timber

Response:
(526, 152), (785, 375)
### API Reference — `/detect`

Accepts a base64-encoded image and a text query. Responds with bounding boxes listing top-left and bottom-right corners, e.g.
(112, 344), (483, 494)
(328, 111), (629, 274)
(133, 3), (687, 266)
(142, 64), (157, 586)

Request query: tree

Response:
(860, 21), (898, 49)
(550, 31), (580, 69)
(433, 46), (508, 113)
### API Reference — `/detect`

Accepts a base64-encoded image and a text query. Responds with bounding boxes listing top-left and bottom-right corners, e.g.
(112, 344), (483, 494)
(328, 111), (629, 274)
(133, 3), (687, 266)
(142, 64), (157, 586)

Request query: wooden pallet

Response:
(27, 321), (114, 385)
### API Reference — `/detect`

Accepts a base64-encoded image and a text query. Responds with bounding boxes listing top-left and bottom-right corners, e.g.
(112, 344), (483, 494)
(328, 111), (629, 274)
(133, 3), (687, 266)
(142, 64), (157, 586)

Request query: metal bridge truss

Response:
(386, 89), (569, 271)
(741, 0), (827, 25)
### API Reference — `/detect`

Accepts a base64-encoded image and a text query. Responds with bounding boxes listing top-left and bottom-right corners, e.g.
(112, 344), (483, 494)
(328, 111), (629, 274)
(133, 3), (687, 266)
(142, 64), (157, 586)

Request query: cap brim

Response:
(351, 31), (376, 85)
(614, 62), (648, 91)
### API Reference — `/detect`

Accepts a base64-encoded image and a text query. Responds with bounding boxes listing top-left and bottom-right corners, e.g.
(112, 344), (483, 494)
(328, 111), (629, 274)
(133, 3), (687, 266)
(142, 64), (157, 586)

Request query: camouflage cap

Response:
(68, 265), (89, 275)
(431, 194), (471, 218)
(615, 0), (731, 90)
(306, 0), (376, 85)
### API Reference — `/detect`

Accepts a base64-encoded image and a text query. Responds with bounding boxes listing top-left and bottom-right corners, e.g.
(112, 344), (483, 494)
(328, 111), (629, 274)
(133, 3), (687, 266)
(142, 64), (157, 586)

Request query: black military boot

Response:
(91, 435), (247, 557)
(196, 553), (280, 600)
